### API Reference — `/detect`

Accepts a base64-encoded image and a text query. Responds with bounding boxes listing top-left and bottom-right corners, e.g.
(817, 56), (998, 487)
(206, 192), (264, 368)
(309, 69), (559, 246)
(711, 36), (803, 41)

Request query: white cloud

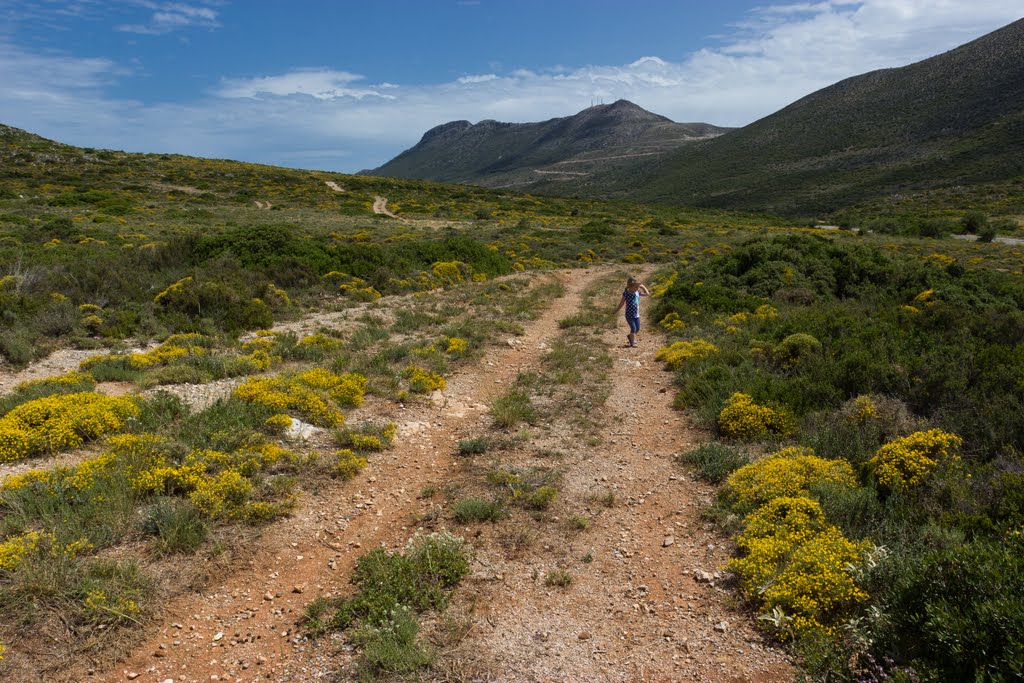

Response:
(116, 1), (220, 35)
(457, 74), (499, 84)
(0, 0), (1020, 173)
(217, 69), (395, 100)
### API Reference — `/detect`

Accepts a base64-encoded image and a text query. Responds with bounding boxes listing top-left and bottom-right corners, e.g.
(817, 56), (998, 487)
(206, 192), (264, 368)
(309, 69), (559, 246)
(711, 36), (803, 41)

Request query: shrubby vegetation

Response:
(656, 233), (1024, 680)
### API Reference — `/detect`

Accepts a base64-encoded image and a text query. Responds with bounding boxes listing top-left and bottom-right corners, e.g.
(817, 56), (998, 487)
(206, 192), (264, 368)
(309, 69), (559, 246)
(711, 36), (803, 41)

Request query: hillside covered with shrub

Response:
(655, 233), (1024, 680)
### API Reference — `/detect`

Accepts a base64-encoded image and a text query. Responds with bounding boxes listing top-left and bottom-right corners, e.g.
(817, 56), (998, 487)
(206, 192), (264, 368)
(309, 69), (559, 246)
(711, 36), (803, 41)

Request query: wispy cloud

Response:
(217, 69), (396, 101)
(116, 1), (220, 35)
(0, 0), (1020, 173)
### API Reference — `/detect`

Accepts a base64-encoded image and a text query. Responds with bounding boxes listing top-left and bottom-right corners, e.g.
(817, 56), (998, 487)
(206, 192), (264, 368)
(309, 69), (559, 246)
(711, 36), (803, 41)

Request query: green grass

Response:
(490, 389), (537, 429)
(302, 533), (471, 678)
(678, 442), (749, 483)
(140, 498), (209, 555)
(456, 437), (489, 456)
(544, 568), (573, 588)
(451, 497), (505, 523)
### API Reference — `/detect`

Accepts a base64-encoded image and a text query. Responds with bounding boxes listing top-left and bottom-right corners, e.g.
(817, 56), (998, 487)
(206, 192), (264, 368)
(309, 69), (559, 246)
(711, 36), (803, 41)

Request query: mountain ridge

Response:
(366, 99), (732, 187)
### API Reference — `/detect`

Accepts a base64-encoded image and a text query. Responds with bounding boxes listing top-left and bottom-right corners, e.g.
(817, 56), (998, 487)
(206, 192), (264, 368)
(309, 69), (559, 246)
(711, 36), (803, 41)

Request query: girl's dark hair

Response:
(626, 276), (638, 287)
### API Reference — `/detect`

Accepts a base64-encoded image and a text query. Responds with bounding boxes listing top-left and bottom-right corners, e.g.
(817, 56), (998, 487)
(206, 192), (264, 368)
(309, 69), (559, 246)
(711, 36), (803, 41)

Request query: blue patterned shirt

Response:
(623, 289), (640, 318)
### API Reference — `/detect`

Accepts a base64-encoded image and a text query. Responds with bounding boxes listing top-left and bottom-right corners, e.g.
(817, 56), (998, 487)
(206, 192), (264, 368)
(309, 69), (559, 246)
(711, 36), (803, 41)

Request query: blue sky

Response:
(1, 0), (1021, 172)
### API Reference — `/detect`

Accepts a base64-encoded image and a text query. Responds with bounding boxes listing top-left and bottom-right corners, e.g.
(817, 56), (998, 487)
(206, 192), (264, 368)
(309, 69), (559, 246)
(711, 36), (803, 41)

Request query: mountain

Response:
(367, 100), (731, 191)
(633, 17), (1024, 215)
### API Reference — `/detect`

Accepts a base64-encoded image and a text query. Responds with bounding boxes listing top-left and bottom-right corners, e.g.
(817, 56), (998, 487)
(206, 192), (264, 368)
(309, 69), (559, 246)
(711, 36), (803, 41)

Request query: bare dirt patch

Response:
(372, 195), (405, 221)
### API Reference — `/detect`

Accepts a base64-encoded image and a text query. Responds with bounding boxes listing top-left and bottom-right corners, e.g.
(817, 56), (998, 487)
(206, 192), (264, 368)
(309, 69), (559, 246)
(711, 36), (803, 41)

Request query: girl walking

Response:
(615, 276), (650, 348)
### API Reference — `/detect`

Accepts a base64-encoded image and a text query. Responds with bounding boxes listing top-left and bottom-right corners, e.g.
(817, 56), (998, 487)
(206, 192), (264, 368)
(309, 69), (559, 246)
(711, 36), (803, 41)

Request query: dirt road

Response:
(31, 268), (793, 682)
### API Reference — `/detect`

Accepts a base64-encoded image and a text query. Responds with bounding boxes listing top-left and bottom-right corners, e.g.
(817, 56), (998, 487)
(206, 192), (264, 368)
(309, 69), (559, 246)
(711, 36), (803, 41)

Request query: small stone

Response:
(663, 536), (675, 547)
(213, 631), (224, 642)
(715, 621), (728, 633)
(292, 585), (304, 594)
(693, 570), (715, 584)
(264, 592), (274, 601)
(126, 674), (140, 681)
(578, 631), (592, 640)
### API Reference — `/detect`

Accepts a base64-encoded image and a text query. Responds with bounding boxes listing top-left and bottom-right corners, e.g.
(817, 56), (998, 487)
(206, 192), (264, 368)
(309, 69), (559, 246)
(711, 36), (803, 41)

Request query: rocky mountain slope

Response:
(367, 100), (730, 191)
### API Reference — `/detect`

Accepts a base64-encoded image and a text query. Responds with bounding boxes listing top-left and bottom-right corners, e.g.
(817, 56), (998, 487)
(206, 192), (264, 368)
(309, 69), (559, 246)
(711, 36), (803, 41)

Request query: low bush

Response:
(452, 497), (505, 523)
(490, 389), (537, 429)
(679, 442), (749, 483)
(302, 533), (471, 677)
(723, 447), (858, 516)
(718, 392), (796, 439)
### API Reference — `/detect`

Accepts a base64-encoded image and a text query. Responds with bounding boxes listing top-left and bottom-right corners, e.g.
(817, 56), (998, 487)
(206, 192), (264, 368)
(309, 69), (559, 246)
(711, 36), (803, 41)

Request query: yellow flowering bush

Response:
(264, 413), (293, 434)
(234, 376), (343, 427)
(403, 365), (446, 393)
(242, 336), (275, 352)
(296, 333), (341, 351)
(293, 368), (368, 408)
(658, 312), (685, 330)
(869, 429), (962, 491)
(335, 449), (367, 480)
(327, 272), (380, 300)
(728, 496), (870, 638)
(264, 283), (291, 308)
(13, 371), (95, 393)
(648, 271), (678, 298)
(846, 395), (879, 424)
(0, 531), (44, 572)
(0, 392), (140, 463)
(655, 339), (718, 370)
(912, 288), (936, 306)
(152, 276), (194, 306)
(431, 261), (466, 285)
(0, 531), (93, 574)
(349, 434), (383, 451)
(294, 367), (342, 390)
(740, 496), (829, 539)
(81, 333), (216, 372)
(731, 519), (870, 638)
(724, 447), (857, 514)
(189, 469), (253, 518)
(445, 337), (469, 355)
(83, 588), (141, 625)
(718, 393), (796, 440)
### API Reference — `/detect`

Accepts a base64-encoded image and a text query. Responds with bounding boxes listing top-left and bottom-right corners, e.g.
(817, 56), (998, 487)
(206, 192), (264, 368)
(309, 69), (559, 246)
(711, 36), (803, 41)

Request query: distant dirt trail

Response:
(372, 195), (404, 220)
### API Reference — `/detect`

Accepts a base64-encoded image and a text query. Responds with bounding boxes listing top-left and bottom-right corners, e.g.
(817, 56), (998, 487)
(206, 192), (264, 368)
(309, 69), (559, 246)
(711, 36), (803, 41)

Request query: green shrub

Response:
(141, 498), (208, 555)
(457, 437), (489, 456)
(523, 485), (558, 510)
(679, 442), (749, 483)
(961, 211), (987, 234)
(544, 568), (573, 587)
(354, 605), (433, 676)
(867, 535), (1024, 681)
(490, 389), (537, 428)
(452, 497), (505, 523)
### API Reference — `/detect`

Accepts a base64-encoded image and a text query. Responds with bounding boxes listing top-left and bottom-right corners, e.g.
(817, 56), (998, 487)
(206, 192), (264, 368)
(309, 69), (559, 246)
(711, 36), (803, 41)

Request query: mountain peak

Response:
(369, 102), (729, 187)
(584, 100), (673, 124)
